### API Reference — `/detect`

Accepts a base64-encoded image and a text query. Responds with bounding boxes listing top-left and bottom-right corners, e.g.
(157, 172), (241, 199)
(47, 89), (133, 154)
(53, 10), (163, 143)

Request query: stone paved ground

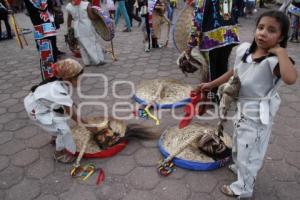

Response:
(0, 3), (300, 200)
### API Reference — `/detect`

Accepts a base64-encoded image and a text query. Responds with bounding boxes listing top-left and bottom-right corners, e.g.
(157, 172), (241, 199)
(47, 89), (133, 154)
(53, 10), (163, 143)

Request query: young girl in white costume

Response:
(24, 59), (98, 163)
(66, 0), (105, 66)
(197, 10), (297, 198)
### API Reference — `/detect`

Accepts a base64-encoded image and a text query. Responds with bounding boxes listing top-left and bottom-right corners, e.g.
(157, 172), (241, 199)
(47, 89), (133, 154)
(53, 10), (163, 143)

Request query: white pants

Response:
(78, 35), (104, 66)
(34, 117), (76, 154)
(230, 115), (273, 198)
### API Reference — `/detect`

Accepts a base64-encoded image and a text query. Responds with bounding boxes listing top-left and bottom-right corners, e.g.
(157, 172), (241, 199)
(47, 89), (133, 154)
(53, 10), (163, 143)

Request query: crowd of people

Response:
(1, 0), (298, 199)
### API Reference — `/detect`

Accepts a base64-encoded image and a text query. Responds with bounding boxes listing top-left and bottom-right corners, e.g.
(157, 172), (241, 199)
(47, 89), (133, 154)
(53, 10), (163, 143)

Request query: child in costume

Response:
(66, 0), (105, 66)
(24, 59), (99, 163)
(197, 10), (297, 198)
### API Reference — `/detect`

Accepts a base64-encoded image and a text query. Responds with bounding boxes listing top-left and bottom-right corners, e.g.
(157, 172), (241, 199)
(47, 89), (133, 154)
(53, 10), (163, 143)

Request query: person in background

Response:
(287, 0), (300, 42)
(66, 0), (105, 66)
(49, 0), (66, 57)
(126, 0), (141, 27)
(24, 0), (58, 80)
(115, 0), (131, 32)
(0, 0), (12, 40)
(185, 0), (240, 99)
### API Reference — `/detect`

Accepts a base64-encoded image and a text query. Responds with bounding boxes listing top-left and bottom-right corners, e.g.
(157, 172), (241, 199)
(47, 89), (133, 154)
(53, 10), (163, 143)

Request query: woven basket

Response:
(159, 123), (232, 170)
(71, 117), (127, 158)
(133, 79), (192, 109)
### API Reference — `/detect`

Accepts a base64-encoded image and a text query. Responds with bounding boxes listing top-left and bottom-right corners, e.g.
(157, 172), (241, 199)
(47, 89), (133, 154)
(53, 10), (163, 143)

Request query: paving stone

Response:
(11, 148), (39, 167)
(34, 194), (59, 200)
(0, 131), (13, 145)
(0, 107), (6, 115)
(266, 144), (285, 161)
(41, 171), (74, 195)
(282, 93), (300, 102)
(95, 182), (128, 200)
(11, 90), (28, 98)
(255, 167), (276, 196)
(185, 172), (218, 193)
(0, 113), (17, 124)
(105, 155), (135, 175)
(0, 166), (24, 189)
(0, 189), (5, 200)
(25, 133), (51, 149)
(60, 184), (97, 200)
(289, 102), (300, 112)
(275, 182), (300, 200)
(165, 167), (188, 179)
(0, 83), (13, 90)
(0, 156), (9, 172)
(127, 167), (160, 190)
(158, 71), (171, 77)
(140, 140), (158, 148)
(264, 160), (299, 182)
(27, 158), (54, 179)
(134, 148), (161, 166)
(285, 117), (300, 130)
(6, 179), (41, 200)
(152, 179), (190, 200)
(278, 106), (298, 118)
(277, 136), (300, 152)
(190, 192), (213, 200)
(141, 73), (158, 79)
(123, 190), (156, 200)
(14, 126), (38, 139)
(8, 103), (25, 113)
(1, 98), (19, 107)
(119, 139), (141, 156)
(4, 119), (27, 131)
(286, 151), (300, 170)
(0, 139), (26, 155)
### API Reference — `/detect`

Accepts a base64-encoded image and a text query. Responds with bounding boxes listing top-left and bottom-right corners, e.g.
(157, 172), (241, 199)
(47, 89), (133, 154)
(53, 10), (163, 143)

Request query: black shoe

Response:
(57, 50), (66, 55)
(122, 28), (131, 32)
(7, 35), (13, 40)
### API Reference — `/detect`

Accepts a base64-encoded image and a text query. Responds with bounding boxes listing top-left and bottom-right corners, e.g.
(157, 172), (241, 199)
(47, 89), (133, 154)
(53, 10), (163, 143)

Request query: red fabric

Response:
(92, 0), (100, 7)
(179, 91), (207, 129)
(74, 140), (128, 158)
(96, 168), (105, 185)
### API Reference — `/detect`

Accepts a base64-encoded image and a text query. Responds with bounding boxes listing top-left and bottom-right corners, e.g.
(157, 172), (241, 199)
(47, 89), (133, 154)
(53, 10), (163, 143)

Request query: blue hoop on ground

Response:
(132, 94), (191, 109)
(158, 128), (231, 171)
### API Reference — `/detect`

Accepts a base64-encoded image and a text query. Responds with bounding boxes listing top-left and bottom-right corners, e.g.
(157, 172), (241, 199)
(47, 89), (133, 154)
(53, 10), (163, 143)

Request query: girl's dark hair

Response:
(30, 77), (60, 92)
(248, 10), (290, 54)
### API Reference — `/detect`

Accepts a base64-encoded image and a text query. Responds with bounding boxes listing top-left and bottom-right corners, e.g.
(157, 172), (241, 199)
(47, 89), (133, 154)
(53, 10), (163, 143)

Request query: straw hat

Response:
(54, 58), (83, 80)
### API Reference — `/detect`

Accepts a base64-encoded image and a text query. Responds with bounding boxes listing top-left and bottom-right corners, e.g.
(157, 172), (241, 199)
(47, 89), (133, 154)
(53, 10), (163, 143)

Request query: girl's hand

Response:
(268, 46), (285, 56)
(195, 82), (213, 93)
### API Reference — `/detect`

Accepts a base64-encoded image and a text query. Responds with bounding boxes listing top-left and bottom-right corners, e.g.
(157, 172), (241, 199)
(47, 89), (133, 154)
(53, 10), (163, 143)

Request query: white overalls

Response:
(229, 43), (282, 198)
(24, 81), (76, 154)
